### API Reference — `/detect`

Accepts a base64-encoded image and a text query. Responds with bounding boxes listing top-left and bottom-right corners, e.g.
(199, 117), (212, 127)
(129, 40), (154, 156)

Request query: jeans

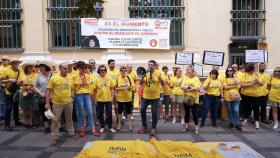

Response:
(226, 101), (240, 126)
(96, 102), (113, 128)
(0, 88), (6, 118)
(140, 98), (159, 129)
(201, 94), (220, 126)
(75, 94), (95, 130)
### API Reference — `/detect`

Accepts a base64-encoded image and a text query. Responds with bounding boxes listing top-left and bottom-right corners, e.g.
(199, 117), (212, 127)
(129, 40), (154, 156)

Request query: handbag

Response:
(226, 78), (241, 101)
(6, 69), (20, 94)
(183, 95), (195, 106)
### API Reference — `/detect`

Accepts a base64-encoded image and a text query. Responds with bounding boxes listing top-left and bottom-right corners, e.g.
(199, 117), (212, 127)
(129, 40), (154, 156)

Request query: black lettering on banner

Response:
(174, 153), (192, 158)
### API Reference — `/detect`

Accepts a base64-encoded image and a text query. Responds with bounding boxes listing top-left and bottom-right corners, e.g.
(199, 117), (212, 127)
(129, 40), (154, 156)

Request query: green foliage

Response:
(73, 0), (105, 18)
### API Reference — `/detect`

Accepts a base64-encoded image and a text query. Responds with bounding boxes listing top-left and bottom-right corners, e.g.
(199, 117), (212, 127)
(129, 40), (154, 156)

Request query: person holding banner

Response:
(200, 69), (223, 127)
(93, 65), (116, 133)
(181, 66), (201, 134)
(223, 67), (242, 131)
(257, 63), (271, 124)
(268, 67), (280, 129)
(170, 68), (185, 124)
(240, 64), (263, 129)
(137, 60), (164, 136)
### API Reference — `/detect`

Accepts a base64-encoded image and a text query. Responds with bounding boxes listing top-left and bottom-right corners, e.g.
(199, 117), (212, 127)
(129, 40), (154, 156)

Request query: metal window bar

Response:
(128, 0), (184, 47)
(0, 0), (22, 50)
(47, 0), (103, 49)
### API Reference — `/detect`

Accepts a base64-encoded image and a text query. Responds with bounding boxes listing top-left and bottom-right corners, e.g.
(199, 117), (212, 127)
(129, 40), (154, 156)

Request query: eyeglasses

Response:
(100, 69), (107, 72)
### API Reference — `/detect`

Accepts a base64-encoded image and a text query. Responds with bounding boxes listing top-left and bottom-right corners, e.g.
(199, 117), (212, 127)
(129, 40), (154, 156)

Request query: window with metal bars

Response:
(129, 0), (184, 48)
(0, 0), (22, 51)
(47, 0), (103, 50)
(231, 0), (266, 41)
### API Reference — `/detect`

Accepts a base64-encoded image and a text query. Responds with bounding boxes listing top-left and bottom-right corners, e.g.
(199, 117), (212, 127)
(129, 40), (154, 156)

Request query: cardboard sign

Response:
(194, 63), (203, 77)
(175, 53), (194, 65)
(245, 50), (265, 63)
(202, 51), (225, 66)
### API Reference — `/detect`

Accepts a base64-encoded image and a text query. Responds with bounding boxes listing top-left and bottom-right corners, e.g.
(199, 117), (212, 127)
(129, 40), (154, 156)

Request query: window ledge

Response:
(0, 48), (24, 52)
(231, 36), (266, 41)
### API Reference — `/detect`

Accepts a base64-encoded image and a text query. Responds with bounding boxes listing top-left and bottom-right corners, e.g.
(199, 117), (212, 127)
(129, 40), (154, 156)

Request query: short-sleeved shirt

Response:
(73, 73), (91, 94)
(203, 78), (222, 96)
(47, 75), (73, 105)
(240, 73), (261, 97)
(143, 70), (161, 99)
(170, 76), (185, 96)
(107, 69), (120, 86)
(223, 78), (240, 101)
(268, 77), (280, 103)
(181, 76), (201, 104)
(161, 72), (171, 96)
(34, 73), (52, 94)
(4, 68), (23, 95)
(257, 72), (271, 96)
(93, 76), (114, 102)
(116, 76), (135, 102)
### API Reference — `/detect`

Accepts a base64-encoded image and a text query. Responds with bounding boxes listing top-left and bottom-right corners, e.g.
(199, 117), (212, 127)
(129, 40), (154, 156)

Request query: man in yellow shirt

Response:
(258, 63), (271, 123)
(137, 60), (164, 136)
(0, 55), (11, 120)
(46, 63), (79, 145)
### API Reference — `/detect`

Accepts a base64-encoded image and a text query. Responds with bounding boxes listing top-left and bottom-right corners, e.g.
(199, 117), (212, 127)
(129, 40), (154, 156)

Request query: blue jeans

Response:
(141, 98), (159, 129)
(226, 101), (240, 126)
(201, 94), (220, 126)
(74, 94), (95, 130)
(96, 102), (113, 128)
(0, 88), (6, 118)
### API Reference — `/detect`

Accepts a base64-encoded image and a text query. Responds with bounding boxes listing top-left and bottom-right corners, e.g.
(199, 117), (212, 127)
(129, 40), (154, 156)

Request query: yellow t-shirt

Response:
(240, 73), (261, 97)
(181, 76), (201, 104)
(161, 72), (171, 96)
(234, 71), (244, 82)
(93, 76), (114, 102)
(127, 71), (137, 82)
(257, 72), (271, 96)
(218, 72), (226, 82)
(4, 68), (23, 95)
(88, 73), (97, 95)
(116, 76), (135, 102)
(73, 73), (91, 94)
(223, 78), (240, 101)
(47, 75), (73, 105)
(268, 77), (280, 102)
(0, 66), (11, 87)
(107, 68), (120, 86)
(203, 78), (222, 96)
(170, 76), (185, 96)
(143, 70), (162, 99)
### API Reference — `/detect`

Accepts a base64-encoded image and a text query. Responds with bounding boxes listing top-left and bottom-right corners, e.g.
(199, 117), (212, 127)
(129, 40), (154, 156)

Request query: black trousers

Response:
(184, 104), (199, 125)
(242, 95), (261, 121)
(259, 95), (268, 121)
(5, 94), (19, 127)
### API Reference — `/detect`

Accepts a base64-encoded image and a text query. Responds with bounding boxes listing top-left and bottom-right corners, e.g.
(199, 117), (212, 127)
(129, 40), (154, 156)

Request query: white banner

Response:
(175, 52), (194, 65)
(81, 18), (171, 49)
(245, 50), (265, 63)
(202, 51), (225, 66)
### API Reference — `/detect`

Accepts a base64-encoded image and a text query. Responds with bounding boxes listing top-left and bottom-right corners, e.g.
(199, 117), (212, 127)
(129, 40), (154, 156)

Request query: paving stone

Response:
(112, 133), (150, 141)
(157, 134), (195, 141)
(1, 151), (41, 158)
(49, 152), (79, 158)
(0, 132), (19, 144)
(10, 132), (46, 146)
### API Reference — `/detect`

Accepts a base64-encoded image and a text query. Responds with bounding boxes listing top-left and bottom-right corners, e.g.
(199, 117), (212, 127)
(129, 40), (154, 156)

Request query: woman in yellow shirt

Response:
(18, 62), (38, 128)
(201, 69), (223, 127)
(115, 66), (134, 131)
(268, 67), (280, 129)
(223, 67), (242, 131)
(73, 61), (100, 137)
(93, 65), (116, 133)
(170, 68), (185, 124)
(181, 66), (201, 134)
(240, 64), (263, 129)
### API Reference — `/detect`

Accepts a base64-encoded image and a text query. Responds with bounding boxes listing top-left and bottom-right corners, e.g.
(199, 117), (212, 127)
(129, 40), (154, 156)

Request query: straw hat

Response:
(44, 109), (57, 121)
(37, 61), (55, 70)
(21, 61), (36, 70)
(10, 57), (22, 64)
(1, 55), (12, 61)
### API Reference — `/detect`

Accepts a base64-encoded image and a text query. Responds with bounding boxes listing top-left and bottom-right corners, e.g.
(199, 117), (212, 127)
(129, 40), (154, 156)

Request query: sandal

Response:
(92, 130), (101, 137)
(181, 128), (188, 133)
(194, 130), (199, 135)
(137, 127), (148, 134)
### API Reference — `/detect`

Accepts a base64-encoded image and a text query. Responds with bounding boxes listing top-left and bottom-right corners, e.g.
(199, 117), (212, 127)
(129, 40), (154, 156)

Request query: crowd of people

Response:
(0, 55), (279, 145)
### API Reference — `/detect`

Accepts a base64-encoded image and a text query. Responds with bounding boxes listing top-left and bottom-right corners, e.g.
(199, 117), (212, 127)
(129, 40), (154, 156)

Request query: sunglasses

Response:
(100, 69), (107, 72)
(90, 62), (95, 64)
(121, 69), (127, 72)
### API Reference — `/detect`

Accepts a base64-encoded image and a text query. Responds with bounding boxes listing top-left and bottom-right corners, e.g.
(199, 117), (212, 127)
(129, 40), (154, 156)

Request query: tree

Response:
(73, 0), (105, 18)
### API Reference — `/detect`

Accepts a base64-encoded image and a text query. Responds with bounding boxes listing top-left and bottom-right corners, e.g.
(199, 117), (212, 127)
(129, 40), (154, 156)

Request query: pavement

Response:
(1, 113), (280, 158)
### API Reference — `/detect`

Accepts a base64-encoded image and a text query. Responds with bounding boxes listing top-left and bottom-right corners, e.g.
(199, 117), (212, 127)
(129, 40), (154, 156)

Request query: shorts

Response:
(117, 102), (133, 114)
(172, 94), (183, 104)
(271, 101), (280, 108)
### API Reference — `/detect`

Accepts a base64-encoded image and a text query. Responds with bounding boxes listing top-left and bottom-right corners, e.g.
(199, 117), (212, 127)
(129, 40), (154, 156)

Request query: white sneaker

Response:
(172, 118), (176, 124)
(100, 128), (104, 133)
(122, 116), (126, 120)
(131, 116), (135, 120)
(181, 118), (185, 125)
(117, 123), (121, 131)
(273, 122), (278, 129)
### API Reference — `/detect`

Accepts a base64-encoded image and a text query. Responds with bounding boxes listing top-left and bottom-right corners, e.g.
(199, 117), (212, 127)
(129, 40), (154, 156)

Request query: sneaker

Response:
(235, 125), (242, 131)
(69, 134), (80, 139)
(150, 129), (157, 137)
(273, 122), (278, 129)
(194, 130), (199, 135)
(50, 138), (57, 145)
(92, 130), (101, 137)
(128, 125), (133, 131)
(172, 118), (176, 124)
(109, 128), (116, 133)
(79, 130), (86, 137)
(137, 127), (148, 134)
(117, 123), (121, 131)
(122, 116), (126, 120)
(131, 116), (135, 120)
(181, 118), (185, 125)
(100, 128), (105, 133)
